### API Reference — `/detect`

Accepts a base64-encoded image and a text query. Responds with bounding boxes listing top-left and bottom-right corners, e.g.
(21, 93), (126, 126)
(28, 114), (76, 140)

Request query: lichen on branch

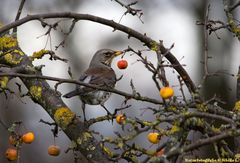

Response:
(0, 32), (110, 162)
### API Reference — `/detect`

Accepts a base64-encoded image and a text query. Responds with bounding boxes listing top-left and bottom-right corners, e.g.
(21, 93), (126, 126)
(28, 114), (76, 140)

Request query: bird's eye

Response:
(105, 52), (112, 57)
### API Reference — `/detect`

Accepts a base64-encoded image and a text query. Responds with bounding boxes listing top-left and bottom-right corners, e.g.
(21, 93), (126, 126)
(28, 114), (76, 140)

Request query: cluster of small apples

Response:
(116, 59), (127, 123)
(146, 87), (174, 145)
(5, 132), (35, 161)
(114, 87), (174, 146)
(115, 115), (160, 144)
(116, 58), (173, 153)
(5, 131), (61, 161)
(117, 58), (175, 99)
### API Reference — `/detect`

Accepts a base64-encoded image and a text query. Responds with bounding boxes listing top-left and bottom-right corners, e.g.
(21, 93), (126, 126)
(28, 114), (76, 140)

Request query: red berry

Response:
(117, 60), (128, 69)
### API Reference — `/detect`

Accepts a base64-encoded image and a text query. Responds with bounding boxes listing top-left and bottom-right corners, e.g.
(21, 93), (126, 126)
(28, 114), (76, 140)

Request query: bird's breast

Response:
(80, 91), (111, 105)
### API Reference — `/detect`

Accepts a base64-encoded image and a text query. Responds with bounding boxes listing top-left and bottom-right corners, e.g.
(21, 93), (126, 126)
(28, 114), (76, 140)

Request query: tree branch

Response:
(229, 0), (240, 12)
(166, 129), (240, 158)
(0, 37), (109, 162)
(0, 12), (196, 93)
(0, 72), (163, 105)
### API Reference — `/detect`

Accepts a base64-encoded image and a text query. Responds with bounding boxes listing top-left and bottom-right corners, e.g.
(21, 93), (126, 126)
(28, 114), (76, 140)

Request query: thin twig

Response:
(13, 0), (26, 34)
(166, 129), (240, 158)
(177, 75), (187, 103)
(112, 0), (143, 23)
(203, 4), (210, 78)
(55, 19), (78, 50)
(229, 0), (240, 12)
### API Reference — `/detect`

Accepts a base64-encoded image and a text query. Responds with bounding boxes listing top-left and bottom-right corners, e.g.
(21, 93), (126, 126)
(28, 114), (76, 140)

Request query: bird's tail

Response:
(63, 90), (79, 98)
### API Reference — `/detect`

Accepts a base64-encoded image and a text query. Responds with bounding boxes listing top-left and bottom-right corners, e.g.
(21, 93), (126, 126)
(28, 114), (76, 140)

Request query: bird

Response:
(63, 49), (123, 121)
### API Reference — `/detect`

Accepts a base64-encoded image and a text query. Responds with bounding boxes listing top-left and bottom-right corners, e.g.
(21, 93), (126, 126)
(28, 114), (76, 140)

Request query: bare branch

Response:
(55, 19), (78, 50)
(13, 0), (26, 34)
(203, 4), (210, 78)
(166, 129), (240, 158)
(0, 12), (196, 93)
(112, 0), (143, 23)
(0, 72), (163, 105)
(229, 0), (240, 12)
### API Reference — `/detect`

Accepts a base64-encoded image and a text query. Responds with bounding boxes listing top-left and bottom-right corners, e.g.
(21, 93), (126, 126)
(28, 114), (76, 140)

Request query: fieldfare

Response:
(63, 49), (123, 121)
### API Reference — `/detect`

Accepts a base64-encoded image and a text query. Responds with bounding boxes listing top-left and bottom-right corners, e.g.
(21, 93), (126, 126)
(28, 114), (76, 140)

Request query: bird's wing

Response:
(63, 67), (116, 98)
(78, 67), (116, 93)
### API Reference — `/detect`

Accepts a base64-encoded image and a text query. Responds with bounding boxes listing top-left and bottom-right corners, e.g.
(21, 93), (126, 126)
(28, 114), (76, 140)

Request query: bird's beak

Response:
(114, 51), (123, 57)
(105, 51), (123, 65)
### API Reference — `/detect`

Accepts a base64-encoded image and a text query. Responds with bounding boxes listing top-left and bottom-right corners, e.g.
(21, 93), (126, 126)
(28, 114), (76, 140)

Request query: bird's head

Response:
(90, 49), (123, 67)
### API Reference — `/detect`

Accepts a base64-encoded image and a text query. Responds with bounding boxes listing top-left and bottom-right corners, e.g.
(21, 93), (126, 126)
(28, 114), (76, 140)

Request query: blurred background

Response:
(0, 0), (239, 162)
